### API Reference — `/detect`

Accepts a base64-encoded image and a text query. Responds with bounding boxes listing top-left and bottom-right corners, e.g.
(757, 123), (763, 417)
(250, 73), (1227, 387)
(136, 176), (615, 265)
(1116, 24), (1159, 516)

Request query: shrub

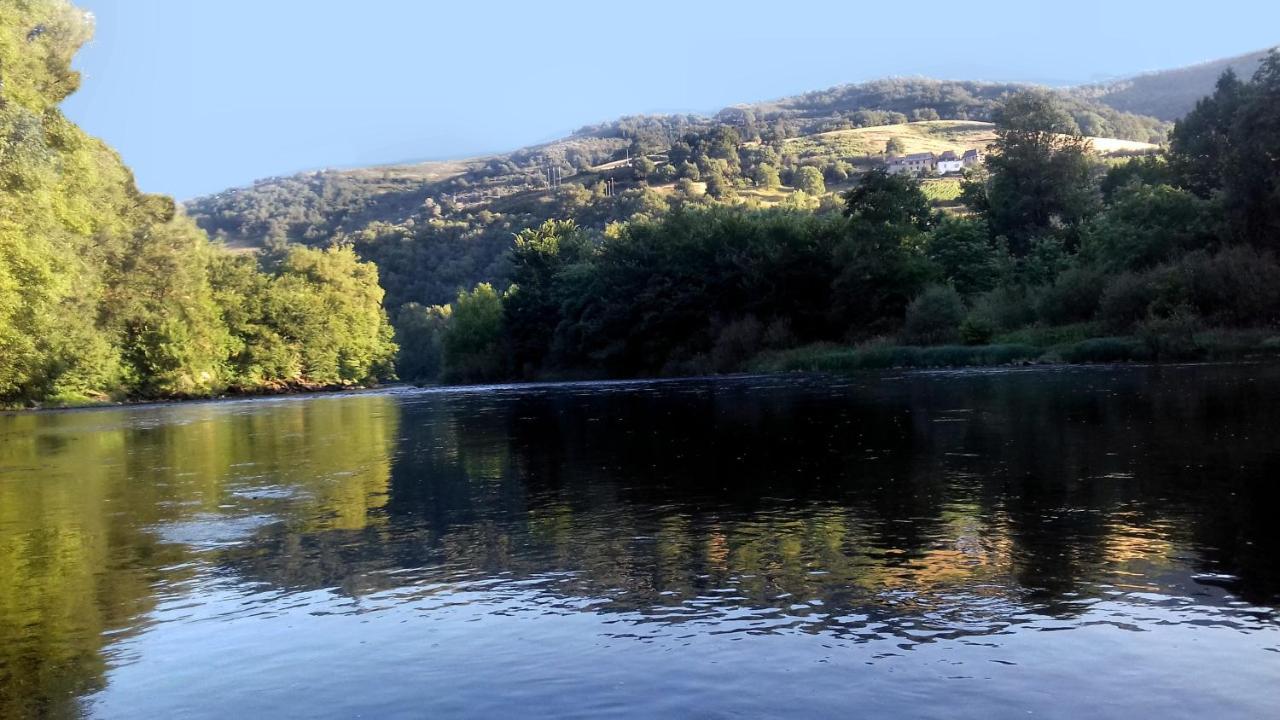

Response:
(1180, 246), (1280, 326)
(1035, 266), (1106, 325)
(711, 316), (764, 372)
(903, 285), (965, 345)
(1138, 305), (1202, 360)
(959, 314), (996, 345)
(970, 285), (1036, 332)
(762, 317), (796, 349)
(1099, 272), (1159, 333)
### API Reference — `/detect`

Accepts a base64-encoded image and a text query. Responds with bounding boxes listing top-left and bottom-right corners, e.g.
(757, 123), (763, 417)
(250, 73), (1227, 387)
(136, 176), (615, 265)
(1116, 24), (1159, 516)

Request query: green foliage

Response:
(0, 3), (396, 405)
(754, 163), (781, 189)
(924, 217), (1000, 296)
(503, 220), (590, 375)
(1169, 53), (1280, 245)
(902, 285), (965, 345)
(959, 314), (996, 345)
(1080, 183), (1215, 272)
(392, 303), (450, 382)
(442, 283), (507, 383)
(969, 91), (1102, 253)
(843, 169), (933, 229)
(792, 166), (826, 195)
(1034, 265), (1107, 325)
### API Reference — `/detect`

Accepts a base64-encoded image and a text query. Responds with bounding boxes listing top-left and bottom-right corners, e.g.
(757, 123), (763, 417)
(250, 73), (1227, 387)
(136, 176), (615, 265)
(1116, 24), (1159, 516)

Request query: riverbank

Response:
(1, 379), (396, 413)
(750, 328), (1280, 373)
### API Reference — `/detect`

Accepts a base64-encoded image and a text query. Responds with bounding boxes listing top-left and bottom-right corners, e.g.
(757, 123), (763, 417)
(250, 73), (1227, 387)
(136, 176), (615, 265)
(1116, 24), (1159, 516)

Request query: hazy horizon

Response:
(63, 0), (1279, 199)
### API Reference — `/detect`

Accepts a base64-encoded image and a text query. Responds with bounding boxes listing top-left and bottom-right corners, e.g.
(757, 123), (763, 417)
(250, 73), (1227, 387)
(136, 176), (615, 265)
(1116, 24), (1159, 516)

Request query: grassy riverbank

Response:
(750, 328), (1280, 372)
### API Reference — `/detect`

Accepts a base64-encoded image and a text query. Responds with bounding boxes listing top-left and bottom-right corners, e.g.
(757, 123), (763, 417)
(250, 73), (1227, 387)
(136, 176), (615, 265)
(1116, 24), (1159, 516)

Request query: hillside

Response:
(187, 109), (1159, 312)
(1079, 48), (1274, 121)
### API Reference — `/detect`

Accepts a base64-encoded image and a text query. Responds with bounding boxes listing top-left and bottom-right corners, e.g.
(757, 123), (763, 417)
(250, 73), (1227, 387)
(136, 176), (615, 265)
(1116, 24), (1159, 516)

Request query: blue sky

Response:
(63, 0), (1279, 199)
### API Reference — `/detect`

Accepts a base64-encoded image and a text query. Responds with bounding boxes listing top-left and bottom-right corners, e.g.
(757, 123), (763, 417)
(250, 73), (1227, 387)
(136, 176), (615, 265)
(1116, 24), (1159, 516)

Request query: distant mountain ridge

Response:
(1077, 48), (1274, 121)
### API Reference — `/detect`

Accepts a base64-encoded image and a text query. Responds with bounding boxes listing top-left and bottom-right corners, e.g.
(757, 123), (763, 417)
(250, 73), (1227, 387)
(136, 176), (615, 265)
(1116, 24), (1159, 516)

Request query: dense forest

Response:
(402, 57), (1280, 383)
(0, 1), (396, 407)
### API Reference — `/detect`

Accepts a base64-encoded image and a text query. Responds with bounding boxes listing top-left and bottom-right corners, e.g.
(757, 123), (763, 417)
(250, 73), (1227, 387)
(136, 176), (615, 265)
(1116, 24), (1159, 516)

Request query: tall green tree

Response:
(442, 283), (507, 382)
(503, 220), (590, 375)
(964, 91), (1101, 253)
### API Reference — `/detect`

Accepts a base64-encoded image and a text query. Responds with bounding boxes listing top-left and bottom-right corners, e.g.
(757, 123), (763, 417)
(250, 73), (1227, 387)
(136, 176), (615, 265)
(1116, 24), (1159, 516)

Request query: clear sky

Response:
(63, 0), (1279, 200)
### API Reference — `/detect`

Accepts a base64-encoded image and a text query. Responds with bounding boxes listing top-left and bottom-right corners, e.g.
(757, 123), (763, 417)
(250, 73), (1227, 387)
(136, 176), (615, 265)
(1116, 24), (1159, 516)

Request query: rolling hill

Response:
(1078, 48), (1274, 121)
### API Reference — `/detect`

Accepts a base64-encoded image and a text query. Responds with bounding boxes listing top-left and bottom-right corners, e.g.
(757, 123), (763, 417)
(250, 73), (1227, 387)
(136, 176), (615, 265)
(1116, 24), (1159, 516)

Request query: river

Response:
(1, 365), (1278, 718)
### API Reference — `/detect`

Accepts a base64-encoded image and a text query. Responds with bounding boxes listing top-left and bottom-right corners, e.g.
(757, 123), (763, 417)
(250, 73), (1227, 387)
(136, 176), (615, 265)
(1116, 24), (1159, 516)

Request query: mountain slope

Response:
(1079, 48), (1274, 121)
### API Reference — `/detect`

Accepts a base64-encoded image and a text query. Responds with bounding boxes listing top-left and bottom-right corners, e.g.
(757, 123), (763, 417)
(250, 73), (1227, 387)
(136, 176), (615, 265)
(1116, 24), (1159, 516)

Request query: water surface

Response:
(2, 365), (1278, 718)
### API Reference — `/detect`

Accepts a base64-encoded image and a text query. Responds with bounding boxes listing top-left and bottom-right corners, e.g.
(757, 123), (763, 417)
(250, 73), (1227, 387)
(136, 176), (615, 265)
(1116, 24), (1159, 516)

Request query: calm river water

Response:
(1, 365), (1278, 718)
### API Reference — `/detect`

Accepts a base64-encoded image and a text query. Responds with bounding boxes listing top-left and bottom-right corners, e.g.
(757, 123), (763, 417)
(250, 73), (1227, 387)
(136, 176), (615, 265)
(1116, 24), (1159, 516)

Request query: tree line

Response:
(402, 54), (1280, 382)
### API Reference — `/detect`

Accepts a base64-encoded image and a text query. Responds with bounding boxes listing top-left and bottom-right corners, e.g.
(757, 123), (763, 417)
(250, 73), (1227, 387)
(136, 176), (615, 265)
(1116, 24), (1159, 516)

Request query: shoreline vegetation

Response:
(1, 3), (397, 409)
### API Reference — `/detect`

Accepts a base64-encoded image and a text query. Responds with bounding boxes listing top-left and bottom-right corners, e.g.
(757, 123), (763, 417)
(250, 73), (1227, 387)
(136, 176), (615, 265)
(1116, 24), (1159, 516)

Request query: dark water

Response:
(2, 365), (1279, 719)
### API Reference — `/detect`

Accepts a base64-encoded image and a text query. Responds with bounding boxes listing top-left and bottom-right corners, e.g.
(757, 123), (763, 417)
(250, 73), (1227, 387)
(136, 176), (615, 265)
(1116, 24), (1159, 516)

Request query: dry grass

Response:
(785, 120), (1158, 162)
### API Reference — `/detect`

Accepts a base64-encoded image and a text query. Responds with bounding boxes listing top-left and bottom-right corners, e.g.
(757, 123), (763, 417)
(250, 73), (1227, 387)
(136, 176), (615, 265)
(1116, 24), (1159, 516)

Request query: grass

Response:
(752, 342), (1042, 372)
(750, 328), (1280, 375)
(781, 120), (1159, 167)
(921, 178), (963, 203)
(784, 121), (997, 162)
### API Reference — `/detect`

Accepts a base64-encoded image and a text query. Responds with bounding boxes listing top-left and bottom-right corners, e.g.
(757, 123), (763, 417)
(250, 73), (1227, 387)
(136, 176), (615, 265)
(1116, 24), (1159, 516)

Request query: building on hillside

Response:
(936, 150), (963, 174)
(886, 152), (936, 176)
(962, 149), (983, 168)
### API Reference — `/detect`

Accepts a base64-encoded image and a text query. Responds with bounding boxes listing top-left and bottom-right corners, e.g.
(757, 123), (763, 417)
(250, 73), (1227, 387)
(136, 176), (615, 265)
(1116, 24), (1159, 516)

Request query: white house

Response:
(936, 150), (964, 174)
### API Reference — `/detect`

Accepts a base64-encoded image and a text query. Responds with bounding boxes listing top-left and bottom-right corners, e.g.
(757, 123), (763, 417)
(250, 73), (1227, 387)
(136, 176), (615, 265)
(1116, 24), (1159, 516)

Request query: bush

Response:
(711, 316), (764, 372)
(1035, 266), (1106, 325)
(1180, 246), (1280, 326)
(970, 285), (1036, 332)
(762, 317), (796, 349)
(1099, 272), (1159, 333)
(903, 285), (965, 345)
(959, 314), (996, 345)
(1138, 305), (1202, 360)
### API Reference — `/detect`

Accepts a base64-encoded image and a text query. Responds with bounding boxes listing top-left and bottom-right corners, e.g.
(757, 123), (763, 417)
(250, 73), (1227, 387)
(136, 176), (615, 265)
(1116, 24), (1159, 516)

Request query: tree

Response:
(903, 285), (965, 344)
(1168, 52), (1280, 245)
(705, 172), (736, 200)
(967, 90), (1100, 253)
(886, 137), (906, 155)
(754, 163), (781, 189)
(924, 217), (1002, 296)
(1169, 69), (1247, 198)
(793, 166), (826, 195)
(1219, 53), (1280, 245)
(1080, 184), (1215, 272)
(393, 303), (451, 382)
(842, 169), (933, 230)
(503, 220), (589, 375)
(442, 283), (507, 382)
(632, 156), (657, 181)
